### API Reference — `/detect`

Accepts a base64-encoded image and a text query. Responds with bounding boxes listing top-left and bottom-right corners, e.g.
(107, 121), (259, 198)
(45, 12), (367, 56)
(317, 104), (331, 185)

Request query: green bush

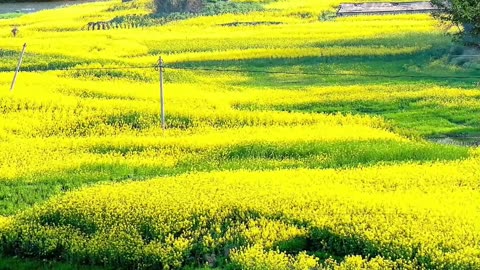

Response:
(154, 0), (204, 14)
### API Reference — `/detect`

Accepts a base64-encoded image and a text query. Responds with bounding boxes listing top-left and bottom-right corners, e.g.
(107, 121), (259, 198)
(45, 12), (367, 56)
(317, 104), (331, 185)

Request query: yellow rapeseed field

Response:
(0, 0), (479, 268)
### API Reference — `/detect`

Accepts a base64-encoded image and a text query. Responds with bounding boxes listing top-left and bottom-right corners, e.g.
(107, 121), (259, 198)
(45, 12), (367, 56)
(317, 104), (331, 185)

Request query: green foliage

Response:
(3, 163), (480, 269)
(154, 0), (204, 14)
(1, 0), (480, 268)
(0, 256), (109, 270)
(201, 1), (263, 16)
(0, 139), (467, 216)
(318, 11), (336, 22)
(104, 1), (264, 29)
(236, 97), (480, 137)
(431, 0), (480, 44)
(230, 246), (319, 270)
(155, 0), (263, 19)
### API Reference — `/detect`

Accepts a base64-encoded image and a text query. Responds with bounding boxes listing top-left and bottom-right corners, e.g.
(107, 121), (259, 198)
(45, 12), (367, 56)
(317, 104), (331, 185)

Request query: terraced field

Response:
(0, 0), (479, 268)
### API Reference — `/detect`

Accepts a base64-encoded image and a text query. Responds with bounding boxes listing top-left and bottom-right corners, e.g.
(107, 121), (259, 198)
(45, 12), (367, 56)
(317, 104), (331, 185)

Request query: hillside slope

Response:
(0, 0), (479, 268)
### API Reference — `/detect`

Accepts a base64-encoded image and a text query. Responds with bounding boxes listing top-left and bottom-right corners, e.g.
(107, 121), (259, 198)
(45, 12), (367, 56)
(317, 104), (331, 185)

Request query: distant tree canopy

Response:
(431, 0), (480, 44)
(154, 0), (204, 14)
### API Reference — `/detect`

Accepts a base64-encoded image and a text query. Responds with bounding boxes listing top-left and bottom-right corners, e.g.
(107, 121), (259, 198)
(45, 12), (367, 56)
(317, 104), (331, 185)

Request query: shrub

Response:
(431, 0), (480, 46)
(154, 0), (204, 14)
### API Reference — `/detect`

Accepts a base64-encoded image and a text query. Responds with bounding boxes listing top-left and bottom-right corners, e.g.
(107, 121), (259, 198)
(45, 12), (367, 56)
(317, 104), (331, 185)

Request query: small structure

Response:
(337, 2), (440, 17)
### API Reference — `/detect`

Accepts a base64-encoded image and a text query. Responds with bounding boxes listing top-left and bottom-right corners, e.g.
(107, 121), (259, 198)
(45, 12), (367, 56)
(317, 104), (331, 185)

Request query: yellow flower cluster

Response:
(3, 161), (480, 268)
(0, 123), (403, 180)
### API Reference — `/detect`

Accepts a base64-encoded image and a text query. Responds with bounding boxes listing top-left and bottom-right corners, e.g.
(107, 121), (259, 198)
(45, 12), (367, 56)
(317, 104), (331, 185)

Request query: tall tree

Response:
(431, 0), (480, 45)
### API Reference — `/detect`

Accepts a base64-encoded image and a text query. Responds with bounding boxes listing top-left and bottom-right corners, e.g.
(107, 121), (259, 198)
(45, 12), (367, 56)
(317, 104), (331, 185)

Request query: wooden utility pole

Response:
(159, 56), (165, 130)
(10, 43), (27, 92)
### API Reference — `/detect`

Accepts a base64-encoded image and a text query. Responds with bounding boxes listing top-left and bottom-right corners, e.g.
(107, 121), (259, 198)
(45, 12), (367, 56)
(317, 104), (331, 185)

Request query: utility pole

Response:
(10, 43), (27, 92)
(158, 56), (165, 130)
